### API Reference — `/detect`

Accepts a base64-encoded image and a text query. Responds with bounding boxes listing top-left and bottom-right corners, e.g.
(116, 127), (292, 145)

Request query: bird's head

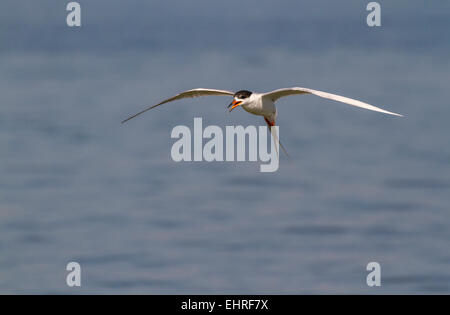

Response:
(228, 90), (252, 112)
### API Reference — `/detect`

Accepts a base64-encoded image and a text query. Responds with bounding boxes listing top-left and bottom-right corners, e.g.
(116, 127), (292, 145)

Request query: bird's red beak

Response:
(228, 100), (242, 111)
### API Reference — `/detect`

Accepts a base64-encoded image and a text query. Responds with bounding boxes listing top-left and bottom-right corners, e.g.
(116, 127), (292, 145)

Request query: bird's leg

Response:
(264, 117), (275, 127)
(264, 118), (290, 158)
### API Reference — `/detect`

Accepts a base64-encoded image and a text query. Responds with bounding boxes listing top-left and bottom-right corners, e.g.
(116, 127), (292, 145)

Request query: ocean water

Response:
(0, 0), (449, 294)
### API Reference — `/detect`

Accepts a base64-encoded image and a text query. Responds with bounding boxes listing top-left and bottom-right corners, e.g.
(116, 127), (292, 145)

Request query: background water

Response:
(0, 0), (449, 294)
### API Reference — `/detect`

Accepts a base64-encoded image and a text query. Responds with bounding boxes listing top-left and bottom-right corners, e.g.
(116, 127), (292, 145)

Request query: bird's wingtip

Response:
(385, 110), (404, 117)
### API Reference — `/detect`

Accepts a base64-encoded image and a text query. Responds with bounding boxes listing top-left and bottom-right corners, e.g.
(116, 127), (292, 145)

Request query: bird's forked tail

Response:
(264, 118), (289, 158)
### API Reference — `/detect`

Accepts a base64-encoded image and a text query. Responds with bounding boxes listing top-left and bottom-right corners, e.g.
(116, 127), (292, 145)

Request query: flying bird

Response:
(122, 87), (402, 156)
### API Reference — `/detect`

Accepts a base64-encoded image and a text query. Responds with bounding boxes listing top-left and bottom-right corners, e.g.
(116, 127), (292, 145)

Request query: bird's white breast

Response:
(242, 93), (276, 118)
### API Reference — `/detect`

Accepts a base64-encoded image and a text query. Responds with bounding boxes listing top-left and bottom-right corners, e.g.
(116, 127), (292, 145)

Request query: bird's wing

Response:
(262, 87), (403, 117)
(122, 88), (234, 123)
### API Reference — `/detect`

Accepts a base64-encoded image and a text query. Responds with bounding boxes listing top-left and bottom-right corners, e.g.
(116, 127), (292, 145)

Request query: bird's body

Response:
(122, 87), (403, 156)
(240, 92), (277, 122)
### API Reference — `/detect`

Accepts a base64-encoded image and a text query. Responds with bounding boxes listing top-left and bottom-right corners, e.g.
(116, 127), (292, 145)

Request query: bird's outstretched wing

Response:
(122, 88), (234, 123)
(262, 87), (403, 117)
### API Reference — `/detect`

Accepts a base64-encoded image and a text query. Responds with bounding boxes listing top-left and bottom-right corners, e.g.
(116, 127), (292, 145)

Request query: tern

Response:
(122, 87), (402, 156)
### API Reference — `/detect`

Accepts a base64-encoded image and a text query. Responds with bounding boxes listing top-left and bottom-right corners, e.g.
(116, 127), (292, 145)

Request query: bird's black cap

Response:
(234, 90), (252, 99)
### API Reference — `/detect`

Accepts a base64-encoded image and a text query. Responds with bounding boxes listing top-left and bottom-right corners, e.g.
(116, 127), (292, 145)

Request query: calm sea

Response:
(0, 0), (449, 294)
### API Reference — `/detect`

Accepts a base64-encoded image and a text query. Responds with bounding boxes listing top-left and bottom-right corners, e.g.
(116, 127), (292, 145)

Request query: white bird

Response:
(122, 87), (402, 156)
